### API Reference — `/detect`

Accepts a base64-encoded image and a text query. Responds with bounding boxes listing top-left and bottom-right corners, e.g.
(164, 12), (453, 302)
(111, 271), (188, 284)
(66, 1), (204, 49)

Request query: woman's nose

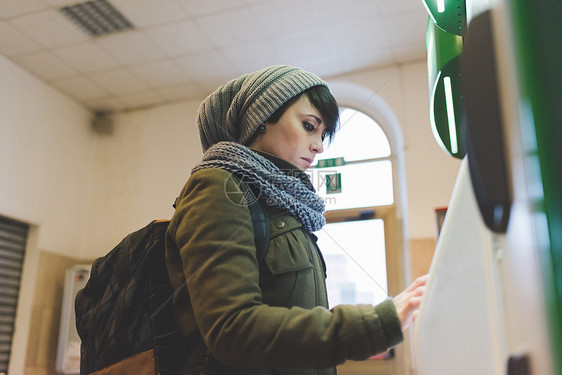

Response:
(311, 139), (324, 154)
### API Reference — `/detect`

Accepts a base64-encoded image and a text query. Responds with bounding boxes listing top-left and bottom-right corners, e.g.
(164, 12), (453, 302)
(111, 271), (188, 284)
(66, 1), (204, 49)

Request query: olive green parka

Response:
(165, 153), (403, 374)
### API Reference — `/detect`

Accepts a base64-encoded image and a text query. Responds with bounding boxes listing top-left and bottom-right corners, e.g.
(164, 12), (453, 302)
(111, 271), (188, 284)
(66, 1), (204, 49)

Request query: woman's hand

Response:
(393, 274), (428, 330)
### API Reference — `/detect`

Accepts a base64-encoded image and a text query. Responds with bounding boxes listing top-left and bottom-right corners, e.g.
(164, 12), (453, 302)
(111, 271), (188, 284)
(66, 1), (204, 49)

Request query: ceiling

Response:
(0, 0), (429, 113)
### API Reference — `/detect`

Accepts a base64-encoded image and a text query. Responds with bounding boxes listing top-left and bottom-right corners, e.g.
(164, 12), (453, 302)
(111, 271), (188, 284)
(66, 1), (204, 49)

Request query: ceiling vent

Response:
(59, 0), (133, 37)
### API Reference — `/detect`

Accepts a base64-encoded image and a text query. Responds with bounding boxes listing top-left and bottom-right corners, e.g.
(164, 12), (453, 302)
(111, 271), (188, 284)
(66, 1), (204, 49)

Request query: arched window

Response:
(317, 81), (409, 374)
(311, 108), (394, 308)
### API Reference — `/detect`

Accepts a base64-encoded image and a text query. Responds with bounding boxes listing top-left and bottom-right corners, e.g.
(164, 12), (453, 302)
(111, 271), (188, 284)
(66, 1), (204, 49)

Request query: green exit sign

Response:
(316, 157), (345, 168)
(326, 173), (342, 194)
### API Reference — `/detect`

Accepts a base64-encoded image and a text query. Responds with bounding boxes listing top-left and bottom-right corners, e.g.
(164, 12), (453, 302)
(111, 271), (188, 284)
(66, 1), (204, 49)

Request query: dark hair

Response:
(265, 85), (340, 144)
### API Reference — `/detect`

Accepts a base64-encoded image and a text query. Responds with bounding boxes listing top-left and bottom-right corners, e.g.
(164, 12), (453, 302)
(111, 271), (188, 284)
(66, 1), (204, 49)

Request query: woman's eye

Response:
(304, 122), (315, 132)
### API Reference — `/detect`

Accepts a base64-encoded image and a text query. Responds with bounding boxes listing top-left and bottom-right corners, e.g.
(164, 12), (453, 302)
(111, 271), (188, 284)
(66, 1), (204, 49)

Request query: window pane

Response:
(309, 160), (394, 210)
(317, 108), (391, 163)
(316, 219), (388, 308)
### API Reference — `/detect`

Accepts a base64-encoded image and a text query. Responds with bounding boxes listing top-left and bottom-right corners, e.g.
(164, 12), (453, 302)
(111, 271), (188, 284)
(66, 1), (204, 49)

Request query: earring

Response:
(257, 124), (266, 133)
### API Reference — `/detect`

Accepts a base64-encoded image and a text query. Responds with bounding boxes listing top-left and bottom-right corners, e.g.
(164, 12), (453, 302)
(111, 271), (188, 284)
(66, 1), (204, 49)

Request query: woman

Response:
(165, 65), (426, 374)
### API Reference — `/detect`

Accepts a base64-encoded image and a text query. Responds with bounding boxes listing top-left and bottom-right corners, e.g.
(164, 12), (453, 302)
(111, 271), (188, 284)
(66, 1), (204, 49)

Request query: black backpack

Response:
(75, 184), (269, 375)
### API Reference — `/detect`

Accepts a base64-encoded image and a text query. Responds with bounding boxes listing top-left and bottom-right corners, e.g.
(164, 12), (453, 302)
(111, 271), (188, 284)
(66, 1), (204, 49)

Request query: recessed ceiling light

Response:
(59, 0), (133, 37)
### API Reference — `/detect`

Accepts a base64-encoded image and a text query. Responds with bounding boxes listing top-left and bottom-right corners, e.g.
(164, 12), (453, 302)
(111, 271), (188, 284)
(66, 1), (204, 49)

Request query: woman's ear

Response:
(248, 124), (266, 148)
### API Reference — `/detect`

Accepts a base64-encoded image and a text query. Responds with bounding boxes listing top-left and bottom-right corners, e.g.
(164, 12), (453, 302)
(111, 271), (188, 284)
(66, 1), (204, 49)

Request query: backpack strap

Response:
(239, 182), (270, 262)
(173, 181), (270, 262)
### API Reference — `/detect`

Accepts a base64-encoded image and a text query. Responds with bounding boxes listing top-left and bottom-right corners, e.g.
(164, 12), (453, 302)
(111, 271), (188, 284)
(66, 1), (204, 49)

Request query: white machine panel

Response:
(413, 159), (505, 375)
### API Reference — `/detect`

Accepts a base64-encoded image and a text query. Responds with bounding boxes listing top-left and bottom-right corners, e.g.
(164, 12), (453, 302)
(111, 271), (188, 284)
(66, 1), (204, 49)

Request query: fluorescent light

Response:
(437, 0), (445, 13)
(59, 0), (133, 37)
(443, 76), (458, 154)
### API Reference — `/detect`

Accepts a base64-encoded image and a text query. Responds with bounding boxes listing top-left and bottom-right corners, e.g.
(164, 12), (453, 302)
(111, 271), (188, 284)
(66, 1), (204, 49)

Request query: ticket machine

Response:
(413, 1), (562, 374)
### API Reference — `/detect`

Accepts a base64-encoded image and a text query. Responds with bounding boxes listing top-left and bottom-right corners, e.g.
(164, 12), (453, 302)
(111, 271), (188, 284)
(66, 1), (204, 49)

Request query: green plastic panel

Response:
(426, 20), (466, 159)
(426, 19), (464, 85)
(422, 0), (467, 36)
(509, 0), (562, 373)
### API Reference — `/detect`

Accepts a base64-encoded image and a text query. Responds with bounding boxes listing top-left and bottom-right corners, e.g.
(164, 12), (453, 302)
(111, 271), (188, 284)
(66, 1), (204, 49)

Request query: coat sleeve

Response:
(166, 168), (403, 369)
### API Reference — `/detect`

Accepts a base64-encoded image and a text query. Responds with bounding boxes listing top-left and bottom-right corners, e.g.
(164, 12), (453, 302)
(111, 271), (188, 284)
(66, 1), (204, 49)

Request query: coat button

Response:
(275, 220), (286, 229)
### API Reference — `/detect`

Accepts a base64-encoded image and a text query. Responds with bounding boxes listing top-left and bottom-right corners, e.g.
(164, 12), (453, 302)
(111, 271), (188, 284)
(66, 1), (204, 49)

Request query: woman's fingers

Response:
(393, 274), (428, 330)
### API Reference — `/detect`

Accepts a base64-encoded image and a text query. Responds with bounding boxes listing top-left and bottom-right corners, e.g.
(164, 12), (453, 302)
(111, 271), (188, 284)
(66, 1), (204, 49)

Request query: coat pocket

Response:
(265, 214), (312, 274)
(265, 235), (313, 274)
(261, 216), (316, 308)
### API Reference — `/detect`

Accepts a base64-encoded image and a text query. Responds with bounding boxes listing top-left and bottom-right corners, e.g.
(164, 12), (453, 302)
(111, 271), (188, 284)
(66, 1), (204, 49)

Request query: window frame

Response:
(316, 98), (409, 373)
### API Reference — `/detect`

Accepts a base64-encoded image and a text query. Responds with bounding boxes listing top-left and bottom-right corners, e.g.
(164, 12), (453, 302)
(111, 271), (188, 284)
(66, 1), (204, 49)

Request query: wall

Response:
(24, 251), (89, 375)
(409, 238), (436, 280)
(81, 100), (203, 258)
(0, 55), (95, 257)
(0, 54), (95, 374)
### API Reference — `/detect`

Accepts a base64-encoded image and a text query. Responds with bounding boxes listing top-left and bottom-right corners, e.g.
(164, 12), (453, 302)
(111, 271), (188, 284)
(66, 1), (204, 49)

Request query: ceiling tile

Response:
(89, 68), (149, 95)
(249, 0), (325, 38)
(145, 20), (214, 58)
(9, 9), (90, 48)
(96, 31), (167, 65)
(338, 46), (396, 73)
(15, 51), (78, 81)
(311, 0), (383, 25)
(88, 96), (128, 112)
(271, 30), (334, 64)
(174, 50), (238, 84)
(327, 17), (390, 54)
(153, 86), (189, 102)
(374, 0), (425, 15)
(0, 0), (49, 19)
(116, 90), (165, 109)
(54, 76), (109, 101)
(298, 57), (346, 78)
(384, 9), (428, 47)
(243, 0), (272, 4)
(154, 84), (207, 102)
(128, 61), (188, 89)
(53, 43), (122, 73)
(391, 41), (426, 64)
(172, 82), (207, 100)
(138, 60), (194, 87)
(0, 0), (431, 112)
(177, 0), (247, 17)
(111, 0), (188, 28)
(195, 8), (266, 48)
(43, 0), (78, 7)
(222, 41), (284, 73)
(0, 21), (43, 56)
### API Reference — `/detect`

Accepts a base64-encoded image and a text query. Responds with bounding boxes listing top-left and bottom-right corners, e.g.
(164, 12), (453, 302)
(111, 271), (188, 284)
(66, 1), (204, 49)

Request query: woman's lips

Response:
(301, 157), (313, 168)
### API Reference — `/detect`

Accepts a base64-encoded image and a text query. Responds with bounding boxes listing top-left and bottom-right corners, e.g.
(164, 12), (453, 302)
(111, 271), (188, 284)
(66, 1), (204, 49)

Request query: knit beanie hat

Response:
(197, 65), (328, 151)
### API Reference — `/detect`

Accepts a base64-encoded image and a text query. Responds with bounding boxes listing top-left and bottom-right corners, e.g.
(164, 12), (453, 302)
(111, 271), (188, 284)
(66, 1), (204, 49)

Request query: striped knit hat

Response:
(197, 65), (328, 151)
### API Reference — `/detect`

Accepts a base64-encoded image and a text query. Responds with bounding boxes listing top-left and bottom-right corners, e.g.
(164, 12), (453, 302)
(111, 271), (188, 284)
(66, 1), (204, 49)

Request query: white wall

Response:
(0, 53), (94, 375)
(81, 100), (203, 257)
(0, 53), (94, 257)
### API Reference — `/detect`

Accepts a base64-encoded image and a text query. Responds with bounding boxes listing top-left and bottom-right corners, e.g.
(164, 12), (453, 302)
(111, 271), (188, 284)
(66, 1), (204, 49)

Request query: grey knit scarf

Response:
(192, 142), (325, 233)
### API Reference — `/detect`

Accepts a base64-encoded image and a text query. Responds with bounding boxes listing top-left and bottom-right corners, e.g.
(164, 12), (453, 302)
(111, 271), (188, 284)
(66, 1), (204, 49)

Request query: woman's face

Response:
(249, 95), (326, 171)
